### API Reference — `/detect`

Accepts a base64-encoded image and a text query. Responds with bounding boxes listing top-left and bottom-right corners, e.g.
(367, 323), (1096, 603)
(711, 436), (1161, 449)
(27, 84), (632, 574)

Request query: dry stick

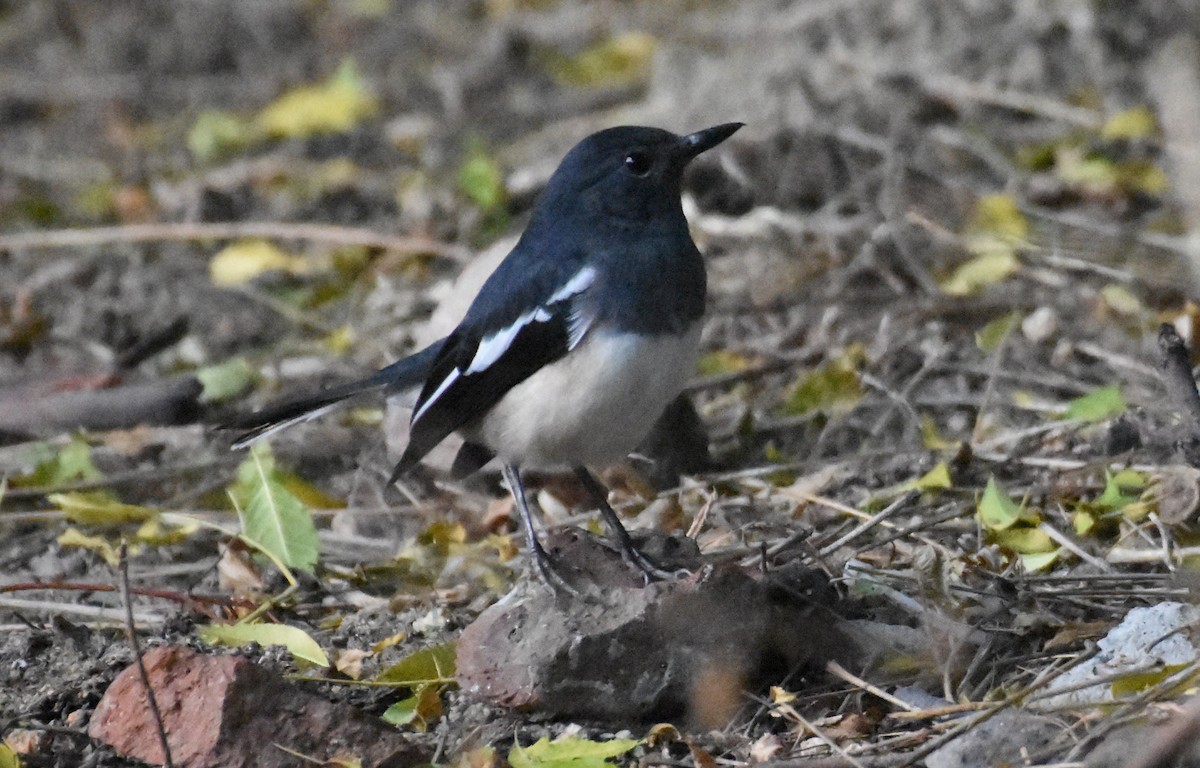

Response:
(118, 545), (174, 768)
(0, 221), (467, 261)
(1156, 323), (1200, 439)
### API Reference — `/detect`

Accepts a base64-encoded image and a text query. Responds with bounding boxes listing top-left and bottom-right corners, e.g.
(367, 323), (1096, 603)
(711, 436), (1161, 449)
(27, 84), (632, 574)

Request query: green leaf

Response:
(458, 140), (507, 217)
(913, 462), (952, 491)
(782, 349), (863, 416)
(1063, 385), (1126, 423)
(374, 642), (457, 686)
(12, 437), (102, 488)
(197, 357), (256, 403)
(1072, 510), (1095, 536)
(198, 622), (329, 667)
(188, 109), (254, 163)
(49, 491), (157, 527)
(1097, 470), (1139, 512)
(978, 477), (1027, 531)
(975, 312), (1021, 353)
(381, 682), (443, 730)
(231, 445), (319, 573)
(509, 736), (640, 768)
(1020, 550), (1060, 572)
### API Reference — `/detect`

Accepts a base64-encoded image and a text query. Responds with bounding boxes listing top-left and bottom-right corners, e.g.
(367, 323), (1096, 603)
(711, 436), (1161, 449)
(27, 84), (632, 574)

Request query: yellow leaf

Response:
(198, 622), (330, 667)
(920, 415), (957, 450)
(913, 462), (952, 491)
(49, 491), (156, 527)
(697, 349), (751, 376)
(0, 743), (22, 768)
(324, 325), (357, 355)
(1100, 284), (1143, 317)
(994, 526), (1056, 554)
(1101, 106), (1157, 140)
(975, 312), (1022, 352)
(56, 528), (126, 566)
(782, 348), (864, 416)
(969, 194), (1029, 242)
(210, 239), (305, 286)
(1020, 550), (1060, 572)
(1111, 663), (1189, 698)
(941, 251), (1019, 296)
(255, 59), (377, 139)
(547, 32), (657, 87)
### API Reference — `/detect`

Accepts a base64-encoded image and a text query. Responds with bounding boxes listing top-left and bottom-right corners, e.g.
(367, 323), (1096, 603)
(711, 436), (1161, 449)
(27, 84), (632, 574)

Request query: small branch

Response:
(0, 221), (468, 261)
(118, 545), (174, 768)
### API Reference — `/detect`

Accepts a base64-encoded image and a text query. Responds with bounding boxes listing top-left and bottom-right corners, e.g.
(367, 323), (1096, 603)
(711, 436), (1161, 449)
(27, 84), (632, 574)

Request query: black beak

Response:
(680, 122), (744, 159)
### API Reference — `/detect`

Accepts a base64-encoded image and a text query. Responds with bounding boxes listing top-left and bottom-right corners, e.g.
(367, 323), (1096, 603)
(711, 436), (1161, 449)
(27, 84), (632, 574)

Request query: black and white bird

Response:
(230, 122), (744, 586)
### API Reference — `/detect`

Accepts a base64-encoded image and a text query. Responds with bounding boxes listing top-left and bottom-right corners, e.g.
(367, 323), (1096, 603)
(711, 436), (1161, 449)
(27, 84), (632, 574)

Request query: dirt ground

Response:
(5, 1), (1200, 766)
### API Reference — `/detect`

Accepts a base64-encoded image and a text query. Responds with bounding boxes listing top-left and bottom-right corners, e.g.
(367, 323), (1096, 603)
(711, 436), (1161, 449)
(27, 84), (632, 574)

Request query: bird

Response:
(228, 122), (744, 589)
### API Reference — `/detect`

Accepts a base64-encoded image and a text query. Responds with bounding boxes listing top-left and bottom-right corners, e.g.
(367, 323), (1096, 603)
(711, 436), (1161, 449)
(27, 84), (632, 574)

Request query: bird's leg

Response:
(502, 463), (579, 597)
(573, 466), (678, 581)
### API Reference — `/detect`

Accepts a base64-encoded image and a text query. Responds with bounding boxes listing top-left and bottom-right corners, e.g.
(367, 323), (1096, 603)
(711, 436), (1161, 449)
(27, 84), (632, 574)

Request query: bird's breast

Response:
(472, 324), (702, 469)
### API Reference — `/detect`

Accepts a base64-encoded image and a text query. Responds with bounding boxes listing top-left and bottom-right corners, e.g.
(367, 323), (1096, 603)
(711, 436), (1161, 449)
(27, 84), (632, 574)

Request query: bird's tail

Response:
(223, 338), (445, 448)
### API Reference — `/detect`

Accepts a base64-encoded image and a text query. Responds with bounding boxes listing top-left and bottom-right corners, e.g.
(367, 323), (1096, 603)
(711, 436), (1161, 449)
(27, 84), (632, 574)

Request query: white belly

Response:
(473, 325), (701, 469)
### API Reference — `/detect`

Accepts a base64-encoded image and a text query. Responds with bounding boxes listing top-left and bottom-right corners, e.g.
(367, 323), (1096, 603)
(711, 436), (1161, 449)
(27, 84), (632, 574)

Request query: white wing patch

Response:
(549, 266), (596, 303)
(412, 367), (460, 422)
(414, 267), (597, 422)
(465, 266), (597, 376)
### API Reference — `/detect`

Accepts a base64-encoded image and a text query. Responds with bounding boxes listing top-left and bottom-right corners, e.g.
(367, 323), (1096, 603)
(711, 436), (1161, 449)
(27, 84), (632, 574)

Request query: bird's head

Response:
(534, 123), (744, 228)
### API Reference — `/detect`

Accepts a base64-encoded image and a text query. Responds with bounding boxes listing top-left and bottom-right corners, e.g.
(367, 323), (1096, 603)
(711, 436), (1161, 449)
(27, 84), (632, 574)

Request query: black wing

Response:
(390, 293), (591, 480)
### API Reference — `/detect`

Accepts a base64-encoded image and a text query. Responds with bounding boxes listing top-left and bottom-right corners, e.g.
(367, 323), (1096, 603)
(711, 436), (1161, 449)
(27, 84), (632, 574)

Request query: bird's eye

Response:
(624, 151), (652, 177)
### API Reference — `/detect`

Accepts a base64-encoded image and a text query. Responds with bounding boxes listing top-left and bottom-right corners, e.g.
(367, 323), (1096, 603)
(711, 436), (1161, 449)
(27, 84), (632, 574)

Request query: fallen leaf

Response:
(1101, 105), (1157, 140)
(255, 59), (377, 139)
(197, 357), (256, 403)
(545, 32), (656, 87)
(1063, 385), (1126, 423)
(230, 445), (319, 573)
(49, 491), (156, 527)
(509, 735), (639, 768)
(209, 239), (305, 286)
(198, 622), (330, 667)
(978, 478), (1030, 531)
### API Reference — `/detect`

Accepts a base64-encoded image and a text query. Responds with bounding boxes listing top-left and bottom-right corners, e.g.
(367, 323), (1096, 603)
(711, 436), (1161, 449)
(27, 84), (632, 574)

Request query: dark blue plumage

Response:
(229, 122), (743, 590)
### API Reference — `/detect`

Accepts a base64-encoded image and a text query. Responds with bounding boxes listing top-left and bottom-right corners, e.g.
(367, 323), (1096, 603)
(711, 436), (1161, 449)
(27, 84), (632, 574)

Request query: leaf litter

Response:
(3, 1), (1200, 767)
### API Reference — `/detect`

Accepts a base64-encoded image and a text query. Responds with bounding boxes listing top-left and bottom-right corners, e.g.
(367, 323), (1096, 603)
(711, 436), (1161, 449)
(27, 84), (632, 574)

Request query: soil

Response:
(4, 1), (1200, 766)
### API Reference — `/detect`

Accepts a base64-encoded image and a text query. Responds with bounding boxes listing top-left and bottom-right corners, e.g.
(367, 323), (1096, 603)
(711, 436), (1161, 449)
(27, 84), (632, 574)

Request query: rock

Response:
(456, 529), (851, 727)
(925, 710), (1061, 768)
(88, 645), (426, 768)
(1036, 602), (1200, 710)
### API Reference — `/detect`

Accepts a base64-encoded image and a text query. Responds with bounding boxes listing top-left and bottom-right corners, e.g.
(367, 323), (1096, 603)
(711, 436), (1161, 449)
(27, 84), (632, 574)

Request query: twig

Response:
(118, 544), (174, 768)
(818, 491), (918, 556)
(824, 661), (919, 712)
(1037, 522), (1113, 572)
(1156, 323), (1200, 439)
(0, 596), (163, 625)
(0, 221), (467, 261)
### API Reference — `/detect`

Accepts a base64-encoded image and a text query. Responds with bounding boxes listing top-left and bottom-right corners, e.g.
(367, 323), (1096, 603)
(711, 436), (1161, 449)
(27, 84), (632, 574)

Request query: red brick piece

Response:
(89, 645), (424, 768)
